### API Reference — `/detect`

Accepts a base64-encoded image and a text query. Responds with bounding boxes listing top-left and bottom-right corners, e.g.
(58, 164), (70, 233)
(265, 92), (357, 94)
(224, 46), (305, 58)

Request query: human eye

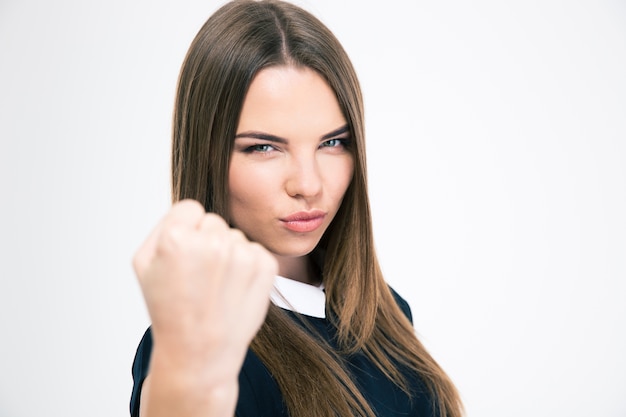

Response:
(243, 143), (276, 154)
(320, 137), (350, 149)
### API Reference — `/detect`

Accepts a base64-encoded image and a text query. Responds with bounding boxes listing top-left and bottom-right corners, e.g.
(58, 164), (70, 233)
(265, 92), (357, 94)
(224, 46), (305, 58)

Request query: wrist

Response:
(151, 342), (241, 386)
(145, 348), (239, 417)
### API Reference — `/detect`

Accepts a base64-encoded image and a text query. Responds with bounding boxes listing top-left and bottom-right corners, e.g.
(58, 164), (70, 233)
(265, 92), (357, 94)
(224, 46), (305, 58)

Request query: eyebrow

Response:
(234, 124), (349, 143)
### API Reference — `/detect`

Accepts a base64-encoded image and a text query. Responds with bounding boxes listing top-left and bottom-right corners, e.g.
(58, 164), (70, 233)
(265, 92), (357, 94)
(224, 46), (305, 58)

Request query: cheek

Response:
(228, 161), (275, 212)
(229, 170), (253, 210)
(326, 156), (354, 200)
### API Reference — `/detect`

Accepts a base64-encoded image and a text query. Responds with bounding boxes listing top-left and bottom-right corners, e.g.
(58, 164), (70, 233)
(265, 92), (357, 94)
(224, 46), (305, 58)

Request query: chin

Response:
(269, 239), (320, 258)
(273, 247), (317, 258)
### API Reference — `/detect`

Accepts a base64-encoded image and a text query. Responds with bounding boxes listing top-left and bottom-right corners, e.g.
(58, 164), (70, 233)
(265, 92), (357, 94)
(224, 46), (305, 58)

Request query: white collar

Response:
(270, 275), (326, 318)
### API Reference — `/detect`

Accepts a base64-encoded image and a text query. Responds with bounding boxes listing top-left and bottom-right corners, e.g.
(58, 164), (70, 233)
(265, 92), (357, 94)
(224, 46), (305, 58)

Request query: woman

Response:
(130, 1), (463, 416)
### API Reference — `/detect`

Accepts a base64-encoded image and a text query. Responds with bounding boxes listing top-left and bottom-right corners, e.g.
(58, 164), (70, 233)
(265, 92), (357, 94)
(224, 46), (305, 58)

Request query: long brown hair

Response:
(171, 1), (463, 416)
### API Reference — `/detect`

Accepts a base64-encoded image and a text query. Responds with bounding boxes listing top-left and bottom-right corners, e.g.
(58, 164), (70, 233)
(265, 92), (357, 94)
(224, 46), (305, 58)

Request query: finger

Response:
(225, 240), (277, 294)
(198, 212), (230, 235)
(249, 243), (278, 292)
(133, 199), (206, 274)
(140, 199), (206, 255)
(239, 244), (277, 333)
(164, 199), (207, 229)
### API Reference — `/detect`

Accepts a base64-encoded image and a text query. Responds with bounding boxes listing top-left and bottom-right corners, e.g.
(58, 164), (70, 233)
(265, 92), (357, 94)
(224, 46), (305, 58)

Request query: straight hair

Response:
(171, 1), (463, 416)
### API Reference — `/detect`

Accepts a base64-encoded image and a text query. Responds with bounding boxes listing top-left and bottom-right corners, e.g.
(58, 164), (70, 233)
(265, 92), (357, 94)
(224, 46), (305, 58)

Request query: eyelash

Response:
(242, 138), (351, 154)
(243, 144), (275, 153)
(321, 138), (350, 148)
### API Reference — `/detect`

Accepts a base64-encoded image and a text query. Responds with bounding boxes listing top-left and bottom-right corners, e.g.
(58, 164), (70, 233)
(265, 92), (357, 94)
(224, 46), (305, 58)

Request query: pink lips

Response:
(281, 210), (326, 233)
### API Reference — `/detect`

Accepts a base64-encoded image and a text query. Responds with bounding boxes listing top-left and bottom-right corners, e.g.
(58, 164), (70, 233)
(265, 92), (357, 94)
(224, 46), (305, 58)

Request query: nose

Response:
(285, 153), (323, 200)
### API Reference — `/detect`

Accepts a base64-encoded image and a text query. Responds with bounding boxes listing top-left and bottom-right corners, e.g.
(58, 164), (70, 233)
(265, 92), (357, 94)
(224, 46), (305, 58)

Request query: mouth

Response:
(280, 210), (327, 233)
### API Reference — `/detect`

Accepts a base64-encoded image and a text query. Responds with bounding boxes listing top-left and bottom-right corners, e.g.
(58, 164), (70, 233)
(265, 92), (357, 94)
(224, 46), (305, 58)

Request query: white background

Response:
(1, 1), (625, 416)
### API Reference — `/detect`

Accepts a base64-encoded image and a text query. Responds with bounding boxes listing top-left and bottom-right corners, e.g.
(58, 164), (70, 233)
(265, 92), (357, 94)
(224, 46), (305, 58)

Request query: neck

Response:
(275, 255), (321, 286)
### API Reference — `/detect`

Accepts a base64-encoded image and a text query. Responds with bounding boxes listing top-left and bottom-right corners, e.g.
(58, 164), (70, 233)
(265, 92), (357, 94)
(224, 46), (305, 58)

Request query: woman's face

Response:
(229, 65), (353, 271)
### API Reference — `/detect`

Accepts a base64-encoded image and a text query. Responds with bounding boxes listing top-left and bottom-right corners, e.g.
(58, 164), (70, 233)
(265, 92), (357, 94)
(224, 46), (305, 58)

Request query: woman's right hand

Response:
(132, 199), (278, 417)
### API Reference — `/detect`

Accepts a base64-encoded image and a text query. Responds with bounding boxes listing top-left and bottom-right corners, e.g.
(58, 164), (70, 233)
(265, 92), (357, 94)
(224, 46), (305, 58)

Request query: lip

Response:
(280, 210), (327, 233)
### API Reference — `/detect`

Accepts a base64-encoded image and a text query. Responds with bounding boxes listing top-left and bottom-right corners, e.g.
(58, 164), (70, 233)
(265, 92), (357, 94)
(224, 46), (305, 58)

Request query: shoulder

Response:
(129, 326), (288, 417)
(131, 327), (153, 379)
(237, 350), (288, 417)
(130, 327), (153, 417)
(387, 285), (413, 324)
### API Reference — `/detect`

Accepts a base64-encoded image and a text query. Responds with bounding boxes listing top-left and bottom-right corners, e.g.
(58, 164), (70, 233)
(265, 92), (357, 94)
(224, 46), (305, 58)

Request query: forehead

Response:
(236, 65), (346, 138)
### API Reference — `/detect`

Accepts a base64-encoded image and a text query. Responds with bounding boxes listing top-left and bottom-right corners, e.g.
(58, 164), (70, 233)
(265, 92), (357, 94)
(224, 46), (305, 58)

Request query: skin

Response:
(230, 65), (354, 284)
(134, 65), (353, 417)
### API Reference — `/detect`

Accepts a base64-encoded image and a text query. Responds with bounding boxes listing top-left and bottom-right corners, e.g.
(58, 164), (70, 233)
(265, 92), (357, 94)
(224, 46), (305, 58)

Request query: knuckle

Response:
(169, 199), (206, 225)
(230, 240), (255, 269)
(205, 233), (229, 259)
(228, 228), (248, 243)
(131, 252), (146, 276)
(204, 212), (228, 226)
(199, 212), (229, 233)
(155, 225), (184, 255)
(175, 198), (205, 214)
(249, 242), (278, 273)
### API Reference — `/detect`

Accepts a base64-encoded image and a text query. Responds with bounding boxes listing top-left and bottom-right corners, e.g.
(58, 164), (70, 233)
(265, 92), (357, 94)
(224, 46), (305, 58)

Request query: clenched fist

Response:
(133, 199), (278, 383)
